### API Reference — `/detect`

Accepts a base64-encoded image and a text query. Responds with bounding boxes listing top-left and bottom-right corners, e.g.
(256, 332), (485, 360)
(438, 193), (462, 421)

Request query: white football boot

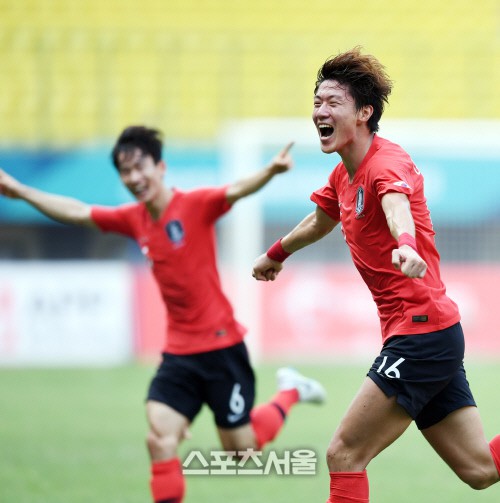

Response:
(276, 367), (326, 404)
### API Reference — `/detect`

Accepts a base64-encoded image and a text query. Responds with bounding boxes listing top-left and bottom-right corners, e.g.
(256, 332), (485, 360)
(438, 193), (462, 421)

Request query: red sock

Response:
(150, 457), (185, 503)
(489, 435), (500, 476)
(328, 471), (369, 503)
(250, 389), (299, 449)
(272, 389), (300, 414)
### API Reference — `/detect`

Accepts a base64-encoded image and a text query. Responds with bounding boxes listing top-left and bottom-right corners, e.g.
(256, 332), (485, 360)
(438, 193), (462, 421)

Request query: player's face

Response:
(117, 148), (165, 203)
(312, 80), (360, 155)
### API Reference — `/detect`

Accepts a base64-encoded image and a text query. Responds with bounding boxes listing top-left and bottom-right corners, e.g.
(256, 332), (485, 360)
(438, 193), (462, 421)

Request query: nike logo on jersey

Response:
(227, 411), (246, 423)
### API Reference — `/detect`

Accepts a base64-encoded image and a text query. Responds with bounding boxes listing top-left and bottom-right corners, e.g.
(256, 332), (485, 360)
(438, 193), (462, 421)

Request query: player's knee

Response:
(326, 437), (348, 470)
(326, 434), (367, 472)
(146, 430), (179, 460)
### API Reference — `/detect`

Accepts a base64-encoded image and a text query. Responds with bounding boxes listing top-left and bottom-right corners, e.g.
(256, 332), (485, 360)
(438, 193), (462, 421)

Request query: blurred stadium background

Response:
(1, 0), (500, 366)
(2, 2), (500, 503)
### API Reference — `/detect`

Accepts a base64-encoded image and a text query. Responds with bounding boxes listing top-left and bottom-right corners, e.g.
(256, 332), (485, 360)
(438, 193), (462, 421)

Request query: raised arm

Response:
(0, 168), (96, 227)
(225, 142), (294, 205)
(381, 191), (427, 278)
(252, 205), (338, 281)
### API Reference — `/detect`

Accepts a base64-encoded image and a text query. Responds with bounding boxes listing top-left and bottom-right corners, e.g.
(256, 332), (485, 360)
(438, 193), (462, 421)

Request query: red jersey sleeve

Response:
(310, 169), (341, 221)
(90, 204), (138, 238)
(368, 154), (415, 200)
(192, 186), (232, 224)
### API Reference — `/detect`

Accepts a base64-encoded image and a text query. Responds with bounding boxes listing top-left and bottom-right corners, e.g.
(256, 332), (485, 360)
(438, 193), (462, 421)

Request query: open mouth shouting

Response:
(131, 185), (148, 199)
(318, 123), (334, 138)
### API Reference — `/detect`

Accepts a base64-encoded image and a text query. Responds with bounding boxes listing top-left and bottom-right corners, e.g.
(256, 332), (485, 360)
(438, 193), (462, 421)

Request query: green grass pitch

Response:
(1, 362), (499, 502)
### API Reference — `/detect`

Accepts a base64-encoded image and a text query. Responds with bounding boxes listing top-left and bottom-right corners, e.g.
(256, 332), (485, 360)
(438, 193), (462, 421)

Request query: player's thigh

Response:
(204, 343), (256, 429)
(217, 423), (257, 451)
(421, 406), (495, 478)
(146, 400), (191, 460)
(147, 352), (204, 425)
(329, 377), (412, 469)
(146, 400), (191, 437)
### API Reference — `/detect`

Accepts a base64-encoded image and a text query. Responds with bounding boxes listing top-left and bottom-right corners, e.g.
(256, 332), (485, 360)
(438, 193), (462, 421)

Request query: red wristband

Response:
(398, 233), (418, 253)
(266, 238), (292, 263)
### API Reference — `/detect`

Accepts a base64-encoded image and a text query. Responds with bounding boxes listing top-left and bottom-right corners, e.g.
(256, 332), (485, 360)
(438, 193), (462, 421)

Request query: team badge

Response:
(355, 186), (365, 219)
(165, 220), (185, 246)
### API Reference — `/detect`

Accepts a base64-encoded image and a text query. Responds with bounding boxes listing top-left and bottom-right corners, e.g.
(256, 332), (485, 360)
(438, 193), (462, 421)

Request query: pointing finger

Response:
(279, 141), (295, 157)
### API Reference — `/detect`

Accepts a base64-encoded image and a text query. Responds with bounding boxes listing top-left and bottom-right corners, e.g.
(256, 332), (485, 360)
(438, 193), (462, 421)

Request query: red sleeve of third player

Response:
(310, 170), (341, 221)
(90, 204), (137, 237)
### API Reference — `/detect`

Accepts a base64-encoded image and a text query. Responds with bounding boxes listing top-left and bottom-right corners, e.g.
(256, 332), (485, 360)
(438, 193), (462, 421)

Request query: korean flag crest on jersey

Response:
(355, 186), (365, 219)
(165, 220), (185, 247)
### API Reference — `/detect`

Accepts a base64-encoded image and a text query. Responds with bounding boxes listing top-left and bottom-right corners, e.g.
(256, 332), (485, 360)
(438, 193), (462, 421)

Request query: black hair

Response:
(111, 126), (163, 169)
(315, 47), (393, 133)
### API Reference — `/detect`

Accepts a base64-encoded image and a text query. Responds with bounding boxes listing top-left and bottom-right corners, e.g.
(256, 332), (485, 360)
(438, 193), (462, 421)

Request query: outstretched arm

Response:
(252, 206), (338, 281)
(225, 142), (294, 205)
(381, 191), (427, 278)
(0, 168), (96, 227)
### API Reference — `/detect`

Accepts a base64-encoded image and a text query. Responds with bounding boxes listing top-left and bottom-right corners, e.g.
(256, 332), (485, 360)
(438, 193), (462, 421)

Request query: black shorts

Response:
(367, 322), (476, 430)
(147, 342), (256, 429)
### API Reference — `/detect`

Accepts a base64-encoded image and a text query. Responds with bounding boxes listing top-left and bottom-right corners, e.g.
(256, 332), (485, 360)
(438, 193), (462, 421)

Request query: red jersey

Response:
(91, 186), (246, 355)
(311, 135), (460, 343)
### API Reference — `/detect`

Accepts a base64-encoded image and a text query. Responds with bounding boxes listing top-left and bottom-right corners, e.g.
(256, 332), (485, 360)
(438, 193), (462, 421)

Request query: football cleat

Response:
(276, 367), (326, 404)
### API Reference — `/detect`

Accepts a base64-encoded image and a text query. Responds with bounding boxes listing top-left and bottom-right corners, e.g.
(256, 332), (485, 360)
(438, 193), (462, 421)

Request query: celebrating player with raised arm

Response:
(0, 126), (326, 503)
(253, 48), (500, 502)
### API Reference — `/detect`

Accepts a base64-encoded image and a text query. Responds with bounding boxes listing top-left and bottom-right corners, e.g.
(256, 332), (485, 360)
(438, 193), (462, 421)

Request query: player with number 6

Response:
(0, 127), (327, 503)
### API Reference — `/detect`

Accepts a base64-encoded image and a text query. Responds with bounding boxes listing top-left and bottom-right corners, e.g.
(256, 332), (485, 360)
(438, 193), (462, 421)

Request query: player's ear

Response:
(357, 105), (373, 124)
(157, 160), (167, 176)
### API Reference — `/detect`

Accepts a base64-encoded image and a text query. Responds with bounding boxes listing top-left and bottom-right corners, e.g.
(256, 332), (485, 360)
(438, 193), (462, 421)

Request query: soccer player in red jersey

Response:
(253, 47), (500, 502)
(0, 126), (326, 503)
